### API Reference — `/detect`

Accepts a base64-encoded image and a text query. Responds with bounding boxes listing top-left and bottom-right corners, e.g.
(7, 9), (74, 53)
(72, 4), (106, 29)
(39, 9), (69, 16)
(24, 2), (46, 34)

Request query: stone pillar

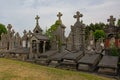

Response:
(61, 43), (66, 52)
(28, 41), (30, 48)
(81, 27), (85, 55)
(29, 42), (33, 59)
(43, 41), (46, 53)
(34, 41), (39, 59)
(56, 41), (59, 52)
(22, 40), (26, 47)
(37, 41), (39, 54)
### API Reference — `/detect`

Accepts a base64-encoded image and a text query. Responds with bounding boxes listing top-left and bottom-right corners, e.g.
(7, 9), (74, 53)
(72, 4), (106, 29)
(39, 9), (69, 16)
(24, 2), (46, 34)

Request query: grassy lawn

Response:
(0, 58), (115, 80)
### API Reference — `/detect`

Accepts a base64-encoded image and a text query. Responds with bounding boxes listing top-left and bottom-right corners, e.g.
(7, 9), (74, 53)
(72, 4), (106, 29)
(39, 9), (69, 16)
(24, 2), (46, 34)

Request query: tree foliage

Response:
(110, 45), (119, 56)
(0, 23), (7, 34)
(45, 20), (61, 40)
(0, 23), (7, 39)
(88, 22), (105, 31)
(85, 22), (105, 40)
(93, 30), (105, 42)
(45, 20), (62, 51)
(117, 19), (120, 26)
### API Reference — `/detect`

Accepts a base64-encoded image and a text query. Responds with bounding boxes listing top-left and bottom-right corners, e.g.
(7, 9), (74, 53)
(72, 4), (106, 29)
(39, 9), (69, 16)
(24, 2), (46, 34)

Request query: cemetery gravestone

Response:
(98, 56), (119, 75)
(78, 54), (102, 71)
(60, 51), (84, 69)
(48, 51), (69, 67)
(36, 50), (57, 65)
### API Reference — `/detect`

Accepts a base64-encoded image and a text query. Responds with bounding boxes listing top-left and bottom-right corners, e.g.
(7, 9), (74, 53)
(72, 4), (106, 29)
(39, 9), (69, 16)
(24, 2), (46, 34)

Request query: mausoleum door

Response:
(39, 41), (43, 53)
(28, 41), (30, 48)
(32, 40), (37, 53)
(45, 41), (50, 51)
(7, 42), (9, 50)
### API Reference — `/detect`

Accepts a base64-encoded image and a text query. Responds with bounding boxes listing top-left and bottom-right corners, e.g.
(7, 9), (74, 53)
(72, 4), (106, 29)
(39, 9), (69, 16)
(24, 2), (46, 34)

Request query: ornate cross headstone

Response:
(57, 12), (62, 21)
(7, 24), (12, 31)
(12, 29), (15, 35)
(107, 15), (116, 26)
(28, 30), (32, 34)
(28, 30), (32, 38)
(23, 30), (27, 35)
(35, 15), (40, 25)
(74, 11), (83, 21)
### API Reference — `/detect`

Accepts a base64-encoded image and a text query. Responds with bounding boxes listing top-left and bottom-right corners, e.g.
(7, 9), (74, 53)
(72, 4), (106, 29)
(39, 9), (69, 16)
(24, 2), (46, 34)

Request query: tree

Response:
(85, 25), (91, 40)
(45, 20), (62, 51)
(110, 45), (119, 56)
(89, 22), (105, 32)
(93, 30), (105, 42)
(85, 22), (105, 40)
(117, 19), (120, 26)
(0, 23), (7, 39)
(45, 20), (61, 40)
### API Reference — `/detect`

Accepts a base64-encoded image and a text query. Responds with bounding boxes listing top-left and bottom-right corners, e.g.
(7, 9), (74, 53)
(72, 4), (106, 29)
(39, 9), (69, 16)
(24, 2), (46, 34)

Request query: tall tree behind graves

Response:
(93, 30), (105, 42)
(117, 18), (120, 26)
(45, 20), (61, 40)
(85, 22), (105, 40)
(0, 23), (7, 40)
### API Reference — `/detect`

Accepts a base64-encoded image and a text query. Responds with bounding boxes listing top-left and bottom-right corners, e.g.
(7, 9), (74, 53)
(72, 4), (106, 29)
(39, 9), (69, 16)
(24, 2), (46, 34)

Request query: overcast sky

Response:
(0, 0), (120, 36)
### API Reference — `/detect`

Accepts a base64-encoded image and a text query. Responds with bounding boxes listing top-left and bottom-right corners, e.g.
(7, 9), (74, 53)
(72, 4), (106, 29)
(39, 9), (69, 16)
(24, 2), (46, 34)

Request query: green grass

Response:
(0, 58), (115, 80)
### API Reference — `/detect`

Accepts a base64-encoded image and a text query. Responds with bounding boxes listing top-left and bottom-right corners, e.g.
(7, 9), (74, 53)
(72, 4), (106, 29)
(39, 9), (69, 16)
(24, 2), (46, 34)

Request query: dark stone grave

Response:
(0, 50), (5, 58)
(36, 50), (57, 65)
(78, 54), (102, 71)
(59, 51), (84, 70)
(98, 56), (119, 75)
(48, 51), (69, 67)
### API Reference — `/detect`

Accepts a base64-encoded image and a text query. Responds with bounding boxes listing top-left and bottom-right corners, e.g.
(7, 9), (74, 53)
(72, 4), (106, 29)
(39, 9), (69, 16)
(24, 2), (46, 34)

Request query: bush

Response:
(110, 45), (119, 56)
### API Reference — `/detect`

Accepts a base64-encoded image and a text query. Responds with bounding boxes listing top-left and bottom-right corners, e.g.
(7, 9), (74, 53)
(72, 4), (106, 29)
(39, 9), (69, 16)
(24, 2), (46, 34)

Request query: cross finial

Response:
(27, 30), (32, 37)
(107, 15), (116, 26)
(16, 32), (20, 37)
(7, 24), (12, 30)
(57, 12), (62, 21)
(35, 15), (40, 25)
(74, 11), (83, 21)
(23, 30), (27, 35)
(12, 29), (15, 34)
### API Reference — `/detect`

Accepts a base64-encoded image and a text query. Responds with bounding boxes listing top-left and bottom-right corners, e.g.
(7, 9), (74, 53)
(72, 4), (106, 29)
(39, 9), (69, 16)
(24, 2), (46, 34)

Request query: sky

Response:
(0, 0), (120, 36)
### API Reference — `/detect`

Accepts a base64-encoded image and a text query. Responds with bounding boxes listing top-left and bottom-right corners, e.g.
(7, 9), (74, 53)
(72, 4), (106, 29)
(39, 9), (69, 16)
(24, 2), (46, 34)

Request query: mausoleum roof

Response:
(33, 34), (49, 41)
(5, 48), (29, 54)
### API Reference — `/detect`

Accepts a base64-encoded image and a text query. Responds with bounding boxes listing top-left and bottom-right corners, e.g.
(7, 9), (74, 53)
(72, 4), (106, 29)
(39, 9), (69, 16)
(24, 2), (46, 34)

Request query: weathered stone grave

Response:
(98, 56), (119, 75)
(48, 50), (69, 67)
(77, 37), (102, 72)
(35, 50), (57, 65)
(5, 48), (29, 61)
(59, 51), (84, 70)
(0, 50), (6, 58)
(78, 54), (102, 71)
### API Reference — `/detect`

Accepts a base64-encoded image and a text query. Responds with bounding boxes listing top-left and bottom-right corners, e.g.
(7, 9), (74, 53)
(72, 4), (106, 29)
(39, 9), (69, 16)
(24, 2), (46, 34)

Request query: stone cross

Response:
(23, 30), (27, 35)
(12, 29), (15, 34)
(28, 30), (32, 38)
(7, 24), (12, 31)
(35, 15), (40, 25)
(16, 32), (20, 37)
(29, 30), (32, 34)
(74, 11), (83, 21)
(107, 15), (116, 26)
(57, 12), (62, 21)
